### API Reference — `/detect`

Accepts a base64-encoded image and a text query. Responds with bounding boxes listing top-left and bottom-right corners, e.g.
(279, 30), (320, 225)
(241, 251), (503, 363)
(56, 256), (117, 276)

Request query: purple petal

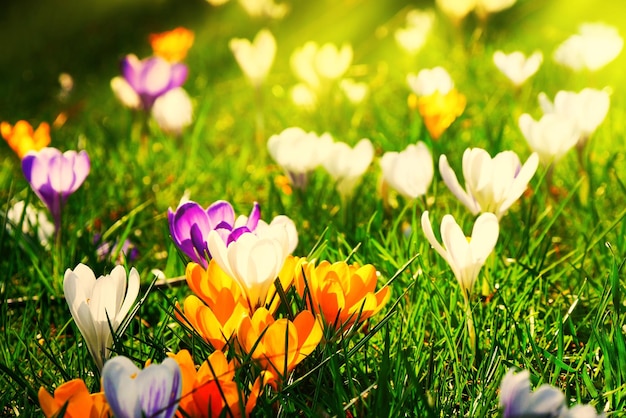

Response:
(170, 202), (210, 242)
(227, 226), (251, 245)
(168, 63), (188, 89)
(246, 202), (261, 231)
(206, 200), (235, 229)
(121, 54), (142, 92)
(102, 356), (142, 418)
(190, 223), (209, 266)
(21, 153), (36, 183)
(140, 57), (174, 97)
(136, 358), (182, 418)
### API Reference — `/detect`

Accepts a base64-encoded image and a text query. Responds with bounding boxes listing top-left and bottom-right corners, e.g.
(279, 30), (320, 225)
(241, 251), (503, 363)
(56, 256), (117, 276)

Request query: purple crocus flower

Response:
(21, 147), (90, 234)
(121, 54), (188, 110)
(102, 356), (181, 418)
(167, 199), (260, 267)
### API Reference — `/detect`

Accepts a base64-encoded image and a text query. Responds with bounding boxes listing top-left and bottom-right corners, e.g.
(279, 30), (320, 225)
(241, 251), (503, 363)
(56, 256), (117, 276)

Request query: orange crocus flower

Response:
(38, 379), (109, 418)
(415, 89), (466, 140)
(237, 308), (322, 388)
(1, 120), (50, 159)
(149, 27), (195, 62)
(295, 260), (391, 332)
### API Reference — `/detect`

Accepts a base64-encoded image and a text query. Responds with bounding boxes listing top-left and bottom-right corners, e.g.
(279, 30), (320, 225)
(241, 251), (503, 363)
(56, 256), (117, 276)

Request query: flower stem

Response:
(463, 291), (477, 358)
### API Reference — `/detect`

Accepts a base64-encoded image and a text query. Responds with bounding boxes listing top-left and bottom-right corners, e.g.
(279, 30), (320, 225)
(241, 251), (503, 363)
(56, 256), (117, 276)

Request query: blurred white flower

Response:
(421, 211), (499, 296)
(291, 42), (321, 89)
(110, 77), (141, 110)
(64, 264), (140, 371)
(206, 0), (230, 5)
(439, 148), (539, 219)
(339, 79), (369, 104)
(475, 0), (516, 15)
(380, 142), (434, 199)
(518, 113), (581, 165)
(407, 66), (454, 96)
(290, 83), (318, 109)
(500, 369), (565, 418)
(538, 88), (610, 145)
(151, 87), (193, 135)
(6, 200), (54, 247)
(238, 0), (288, 19)
(229, 28), (277, 87)
(322, 138), (374, 198)
(554, 22), (623, 71)
(436, 0), (476, 21)
(267, 127), (334, 189)
(291, 41), (353, 89)
(493, 50), (543, 86)
(394, 9), (435, 55)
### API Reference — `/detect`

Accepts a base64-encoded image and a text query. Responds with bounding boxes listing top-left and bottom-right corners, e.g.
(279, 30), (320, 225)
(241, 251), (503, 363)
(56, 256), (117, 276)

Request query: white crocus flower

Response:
(6, 200), (55, 247)
(238, 0), (289, 19)
(290, 83), (318, 109)
(63, 264), (140, 370)
(110, 77), (141, 110)
(439, 148), (539, 219)
(380, 142), (434, 199)
(518, 113), (580, 166)
(475, 0), (516, 15)
(322, 138), (374, 199)
(291, 42), (321, 89)
(229, 29), (277, 87)
(394, 9), (435, 55)
(421, 211), (499, 296)
(207, 225), (291, 309)
(339, 79), (369, 104)
(493, 50), (543, 86)
(151, 87), (193, 135)
(314, 43), (353, 81)
(554, 22), (623, 72)
(407, 66), (454, 96)
(436, 0), (476, 21)
(538, 88), (610, 145)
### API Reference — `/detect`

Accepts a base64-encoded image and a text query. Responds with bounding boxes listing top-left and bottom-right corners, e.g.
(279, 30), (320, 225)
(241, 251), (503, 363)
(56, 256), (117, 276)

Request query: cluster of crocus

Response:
(380, 141), (434, 201)
(553, 22), (623, 72)
(407, 67), (466, 140)
(493, 50), (543, 87)
(1, 120), (50, 159)
(500, 369), (604, 418)
(394, 9), (435, 55)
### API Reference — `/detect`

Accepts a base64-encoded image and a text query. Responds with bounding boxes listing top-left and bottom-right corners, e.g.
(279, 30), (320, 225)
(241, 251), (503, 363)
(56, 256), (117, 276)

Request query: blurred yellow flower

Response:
(149, 27), (195, 62)
(295, 260), (390, 332)
(1, 120), (50, 159)
(38, 379), (109, 418)
(416, 89), (466, 140)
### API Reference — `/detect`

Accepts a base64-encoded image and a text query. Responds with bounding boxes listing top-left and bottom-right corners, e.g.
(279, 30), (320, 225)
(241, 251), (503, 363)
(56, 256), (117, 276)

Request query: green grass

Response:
(1, 0), (626, 416)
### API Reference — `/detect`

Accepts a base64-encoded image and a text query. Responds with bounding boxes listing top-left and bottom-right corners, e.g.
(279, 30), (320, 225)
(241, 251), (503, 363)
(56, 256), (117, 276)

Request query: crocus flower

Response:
(6, 200), (54, 247)
(267, 127), (334, 189)
(439, 148), (539, 219)
(1, 120), (50, 159)
(407, 66), (454, 97)
(238, 0), (289, 20)
(554, 22), (623, 72)
(290, 83), (317, 109)
(22, 147), (90, 233)
(416, 89), (466, 140)
(435, 0), (475, 22)
(237, 308), (322, 387)
(493, 51), (543, 87)
(339, 78), (369, 104)
(290, 41), (353, 90)
(102, 356), (181, 418)
(38, 379), (109, 418)
(322, 138), (374, 199)
(229, 29), (277, 88)
(380, 142), (434, 200)
(421, 211), (499, 297)
(538, 88), (610, 147)
(168, 200), (261, 267)
(151, 87), (193, 135)
(295, 260), (391, 332)
(394, 9), (435, 55)
(149, 27), (195, 62)
(63, 263), (140, 370)
(114, 54), (188, 110)
(518, 113), (580, 166)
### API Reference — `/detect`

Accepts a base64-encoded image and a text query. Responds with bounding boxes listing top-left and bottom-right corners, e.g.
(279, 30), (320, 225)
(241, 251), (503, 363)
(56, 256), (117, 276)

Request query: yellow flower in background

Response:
(295, 260), (391, 332)
(416, 89), (466, 140)
(149, 27), (195, 62)
(1, 120), (50, 159)
(237, 308), (322, 387)
(38, 379), (109, 418)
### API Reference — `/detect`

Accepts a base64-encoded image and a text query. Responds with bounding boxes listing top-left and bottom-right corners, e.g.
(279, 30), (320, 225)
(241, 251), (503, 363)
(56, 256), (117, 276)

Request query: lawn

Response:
(1, 0), (625, 416)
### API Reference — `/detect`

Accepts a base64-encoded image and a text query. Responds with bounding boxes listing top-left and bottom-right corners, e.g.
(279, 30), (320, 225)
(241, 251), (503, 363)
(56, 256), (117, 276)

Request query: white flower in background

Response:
(206, 0), (230, 5)
(151, 87), (193, 135)
(322, 138), (374, 198)
(554, 22), (623, 71)
(267, 127), (334, 189)
(339, 79), (369, 104)
(518, 113), (580, 165)
(493, 50), (543, 86)
(439, 148), (539, 219)
(63, 263), (140, 370)
(110, 77), (141, 110)
(436, 0), (476, 21)
(394, 9), (435, 55)
(380, 142), (434, 199)
(421, 211), (499, 297)
(291, 41), (353, 89)
(6, 200), (55, 247)
(290, 83), (318, 109)
(291, 42), (321, 89)
(407, 66), (454, 96)
(238, 0), (289, 19)
(475, 0), (516, 15)
(229, 29), (277, 87)
(538, 88), (610, 145)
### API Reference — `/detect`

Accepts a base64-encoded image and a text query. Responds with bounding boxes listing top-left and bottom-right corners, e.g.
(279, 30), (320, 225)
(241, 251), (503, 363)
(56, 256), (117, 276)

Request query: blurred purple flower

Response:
(167, 200), (260, 267)
(94, 234), (139, 263)
(121, 54), (188, 110)
(102, 356), (181, 418)
(21, 147), (90, 234)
